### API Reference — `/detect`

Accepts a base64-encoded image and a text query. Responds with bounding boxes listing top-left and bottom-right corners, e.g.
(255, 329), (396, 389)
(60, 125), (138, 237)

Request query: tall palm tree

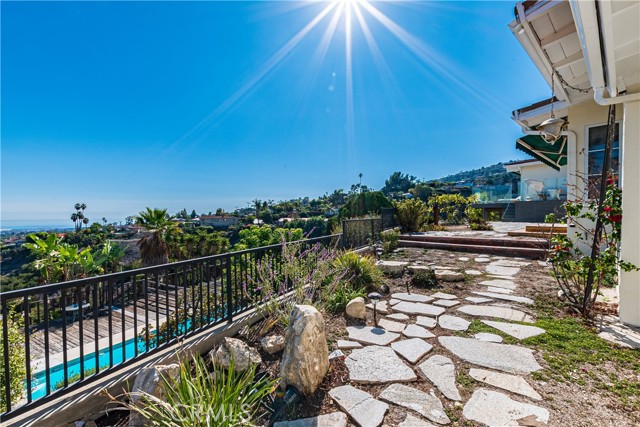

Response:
(135, 208), (181, 266)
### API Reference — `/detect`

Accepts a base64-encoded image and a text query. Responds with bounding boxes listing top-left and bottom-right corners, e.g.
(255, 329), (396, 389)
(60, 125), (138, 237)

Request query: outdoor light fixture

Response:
(538, 71), (568, 144)
(375, 245), (384, 260)
(368, 292), (382, 327)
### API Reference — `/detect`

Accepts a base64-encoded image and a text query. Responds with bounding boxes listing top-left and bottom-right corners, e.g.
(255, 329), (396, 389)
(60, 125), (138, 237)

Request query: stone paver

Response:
(438, 336), (542, 374)
(337, 340), (362, 350)
(345, 345), (417, 384)
(378, 318), (408, 333)
(474, 333), (503, 343)
(430, 292), (458, 300)
(403, 324), (435, 338)
(456, 305), (534, 323)
(386, 313), (410, 321)
(347, 326), (400, 346)
(376, 260), (408, 275)
(485, 286), (514, 295)
(366, 301), (390, 314)
(438, 315), (470, 331)
(398, 414), (437, 427)
(493, 259), (530, 267)
(434, 271), (465, 282)
(486, 264), (520, 277)
(329, 385), (388, 427)
(416, 316), (438, 329)
(392, 292), (434, 303)
(391, 338), (433, 363)
(482, 320), (546, 340)
(475, 257), (490, 263)
(433, 299), (459, 308)
(463, 388), (549, 426)
(465, 269), (482, 276)
(393, 301), (446, 317)
(479, 279), (517, 290)
(389, 298), (401, 306)
(274, 412), (348, 427)
(465, 296), (493, 304)
(379, 383), (450, 425)
(468, 368), (542, 400)
(473, 291), (533, 305)
(458, 256), (470, 261)
(418, 355), (461, 401)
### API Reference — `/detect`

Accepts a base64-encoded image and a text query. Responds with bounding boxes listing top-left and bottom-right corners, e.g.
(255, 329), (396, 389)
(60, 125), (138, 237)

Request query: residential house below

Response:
(199, 215), (240, 228)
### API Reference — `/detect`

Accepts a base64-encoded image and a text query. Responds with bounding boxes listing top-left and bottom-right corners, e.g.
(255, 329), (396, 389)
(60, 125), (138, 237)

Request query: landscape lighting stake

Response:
(368, 292), (381, 327)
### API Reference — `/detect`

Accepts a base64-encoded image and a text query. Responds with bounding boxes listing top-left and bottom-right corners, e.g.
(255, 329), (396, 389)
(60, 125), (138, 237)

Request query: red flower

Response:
(609, 214), (622, 223)
(603, 206), (612, 212)
(606, 178), (615, 185)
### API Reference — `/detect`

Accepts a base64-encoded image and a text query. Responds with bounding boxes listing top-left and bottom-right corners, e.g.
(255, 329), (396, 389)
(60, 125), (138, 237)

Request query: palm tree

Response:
(135, 208), (181, 266)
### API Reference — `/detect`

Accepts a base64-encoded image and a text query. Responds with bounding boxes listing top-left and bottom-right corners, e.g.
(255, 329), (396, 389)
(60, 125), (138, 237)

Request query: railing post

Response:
(370, 218), (375, 243)
(226, 255), (233, 323)
(342, 219), (347, 249)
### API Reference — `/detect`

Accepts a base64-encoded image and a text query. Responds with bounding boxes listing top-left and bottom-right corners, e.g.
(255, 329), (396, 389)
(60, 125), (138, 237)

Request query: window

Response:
(587, 123), (620, 198)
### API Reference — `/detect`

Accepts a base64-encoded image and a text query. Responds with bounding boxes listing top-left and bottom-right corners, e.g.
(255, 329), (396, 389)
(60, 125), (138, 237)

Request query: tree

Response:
(102, 217), (108, 226)
(190, 209), (197, 219)
(135, 208), (182, 266)
(381, 172), (417, 195)
(71, 203), (89, 232)
(340, 191), (392, 218)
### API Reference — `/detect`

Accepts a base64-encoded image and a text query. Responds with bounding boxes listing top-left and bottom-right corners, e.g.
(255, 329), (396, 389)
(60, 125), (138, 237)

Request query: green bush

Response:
(340, 191), (392, 218)
(465, 206), (492, 231)
(410, 269), (438, 288)
(427, 194), (472, 225)
(394, 199), (429, 232)
(381, 229), (400, 253)
(125, 355), (276, 427)
(332, 252), (383, 292)
(323, 285), (366, 314)
(0, 311), (26, 412)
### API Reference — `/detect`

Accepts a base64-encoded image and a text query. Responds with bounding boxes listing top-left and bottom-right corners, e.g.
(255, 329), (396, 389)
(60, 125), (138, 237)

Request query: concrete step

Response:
(400, 234), (547, 249)
(525, 225), (567, 233)
(507, 231), (564, 238)
(398, 239), (547, 259)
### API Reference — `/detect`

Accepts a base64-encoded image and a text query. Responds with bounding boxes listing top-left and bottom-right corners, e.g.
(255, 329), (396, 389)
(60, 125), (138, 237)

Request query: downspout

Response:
(594, 88), (640, 106)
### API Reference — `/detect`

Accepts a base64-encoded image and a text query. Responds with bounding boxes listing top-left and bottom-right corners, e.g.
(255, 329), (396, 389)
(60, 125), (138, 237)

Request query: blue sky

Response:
(1, 0), (550, 222)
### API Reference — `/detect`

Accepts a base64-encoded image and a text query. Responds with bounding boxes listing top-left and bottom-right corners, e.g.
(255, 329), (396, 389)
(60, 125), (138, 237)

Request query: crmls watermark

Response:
(169, 403), (254, 423)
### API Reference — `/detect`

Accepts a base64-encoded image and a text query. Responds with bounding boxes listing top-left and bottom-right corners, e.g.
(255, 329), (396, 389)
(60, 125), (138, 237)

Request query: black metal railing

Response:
(342, 216), (390, 249)
(0, 234), (340, 419)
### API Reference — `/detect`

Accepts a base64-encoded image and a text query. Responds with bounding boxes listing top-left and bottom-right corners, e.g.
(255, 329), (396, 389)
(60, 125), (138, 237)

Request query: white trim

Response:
(570, 0), (606, 91)
(598, 0), (617, 96)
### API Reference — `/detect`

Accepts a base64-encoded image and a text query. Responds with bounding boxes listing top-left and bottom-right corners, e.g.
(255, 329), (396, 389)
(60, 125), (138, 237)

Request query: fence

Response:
(0, 234), (340, 419)
(341, 209), (396, 249)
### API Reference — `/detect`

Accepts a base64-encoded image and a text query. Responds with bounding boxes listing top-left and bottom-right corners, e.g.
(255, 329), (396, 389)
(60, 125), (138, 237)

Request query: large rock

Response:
(261, 335), (286, 355)
(329, 385), (388, 427)
(379, 383), (450, 425)
(463, 388), (549, 426)
(346, 297), (366, 319)
(129, 364), (180, 427)
(345, 345), (417, 384)
(211, 337), (262, 372)
(434, 270), (464, 282)
(438, 336), (542, 374)
(280, 305), (329, 395)
(376, 260), (408, 275)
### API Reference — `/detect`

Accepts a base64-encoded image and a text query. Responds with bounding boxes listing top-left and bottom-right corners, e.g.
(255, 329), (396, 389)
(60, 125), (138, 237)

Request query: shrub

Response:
(332, 252), (383, 292)
(427, 194), (472, 225)
(381, 229), (400, 254)
(0, 310), (26, 412)
(124, 355), (276, 427)
(394, 199), (429, 232)
(322, 285), (366, 314)
(410, 269), (438, 288)
(340, 191), (392, 218)
(465, 206), (492, 231)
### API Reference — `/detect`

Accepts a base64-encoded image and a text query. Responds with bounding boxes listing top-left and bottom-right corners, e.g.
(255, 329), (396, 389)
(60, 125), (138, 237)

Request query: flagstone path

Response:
(280, 254), (551, 427)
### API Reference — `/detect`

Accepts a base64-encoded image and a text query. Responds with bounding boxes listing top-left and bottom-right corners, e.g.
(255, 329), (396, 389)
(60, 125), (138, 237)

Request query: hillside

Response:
(432, 162), (519, 186)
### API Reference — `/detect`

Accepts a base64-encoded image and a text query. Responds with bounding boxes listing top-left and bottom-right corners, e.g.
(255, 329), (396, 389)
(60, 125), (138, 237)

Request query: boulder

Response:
(261, 335), (286, 355)
(211, 337), (262, 372)
(435, 270), (465, 282)
(129, 364), (180, 427)
(376, 260), (408, 275)
(280, 305), (329, 396)
(346, 297), (366, 319)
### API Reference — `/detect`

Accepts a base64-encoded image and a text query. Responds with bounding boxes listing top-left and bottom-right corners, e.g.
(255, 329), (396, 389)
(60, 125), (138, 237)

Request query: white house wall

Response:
(518, 163), (567, 200)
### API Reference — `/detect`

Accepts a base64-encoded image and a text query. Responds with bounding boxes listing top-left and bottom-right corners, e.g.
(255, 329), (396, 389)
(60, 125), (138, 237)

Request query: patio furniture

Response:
(65, 302), (90, 322)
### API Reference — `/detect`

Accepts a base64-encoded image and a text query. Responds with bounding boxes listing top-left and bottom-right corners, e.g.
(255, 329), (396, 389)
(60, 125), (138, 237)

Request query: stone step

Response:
(398, 239), (547, 260)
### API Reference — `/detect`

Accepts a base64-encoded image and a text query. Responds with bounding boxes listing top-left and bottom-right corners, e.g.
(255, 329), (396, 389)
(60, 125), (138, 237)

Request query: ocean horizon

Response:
(0, 220), (75, 233)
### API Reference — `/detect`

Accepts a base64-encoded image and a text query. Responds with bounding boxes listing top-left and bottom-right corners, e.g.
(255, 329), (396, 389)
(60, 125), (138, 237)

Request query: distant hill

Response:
(431, 162), (519, 186)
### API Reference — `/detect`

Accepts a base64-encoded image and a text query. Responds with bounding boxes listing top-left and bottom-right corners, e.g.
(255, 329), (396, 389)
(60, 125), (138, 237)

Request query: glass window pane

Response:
(588, 124), (620, 151)
(589, 151), (604, 175)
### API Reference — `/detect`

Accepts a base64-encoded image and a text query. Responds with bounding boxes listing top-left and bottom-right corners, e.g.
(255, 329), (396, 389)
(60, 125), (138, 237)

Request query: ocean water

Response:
(0, 220), (74, 233)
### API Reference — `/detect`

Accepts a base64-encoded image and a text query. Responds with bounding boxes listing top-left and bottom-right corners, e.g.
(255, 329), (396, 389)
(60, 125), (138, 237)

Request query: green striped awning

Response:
(516, 135), (567, 171)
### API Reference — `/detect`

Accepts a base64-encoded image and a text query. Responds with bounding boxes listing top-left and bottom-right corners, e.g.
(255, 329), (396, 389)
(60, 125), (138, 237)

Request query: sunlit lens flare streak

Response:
(357, 0), (508, 117)
(160, 1), (339, 157)
(345, 0), (356, 170)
